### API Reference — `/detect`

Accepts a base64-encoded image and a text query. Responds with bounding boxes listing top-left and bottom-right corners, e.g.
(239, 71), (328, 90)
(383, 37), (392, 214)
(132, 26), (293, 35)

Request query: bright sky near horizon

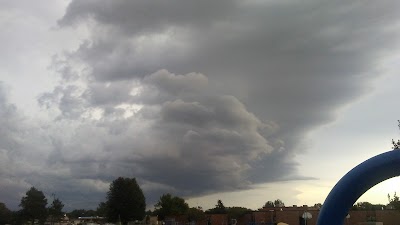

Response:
(1, 0), (400, 211)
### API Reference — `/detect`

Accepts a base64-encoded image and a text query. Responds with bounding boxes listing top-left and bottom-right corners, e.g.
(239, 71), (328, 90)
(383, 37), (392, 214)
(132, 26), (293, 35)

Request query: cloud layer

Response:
(2, 0), (400, 210)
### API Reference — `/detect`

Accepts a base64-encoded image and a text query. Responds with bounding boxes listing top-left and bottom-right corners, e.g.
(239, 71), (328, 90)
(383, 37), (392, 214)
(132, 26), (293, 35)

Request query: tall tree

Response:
(106, 177), (146, 224)
(20, 187), (48, 225)
(187, 207), (205, 222)
(205, 200), (227, 214)
(226, 207), (251, 219)
(263, 201), (274, 208)
(49, 197), (64, 224)
(0, 202), (12, 225)
(154, 194), (189, 220)
(274, 199), (285, 207)
(263, 199), (285, 208)
(388, 192), (400, 210)
(96, 202), (108, 217)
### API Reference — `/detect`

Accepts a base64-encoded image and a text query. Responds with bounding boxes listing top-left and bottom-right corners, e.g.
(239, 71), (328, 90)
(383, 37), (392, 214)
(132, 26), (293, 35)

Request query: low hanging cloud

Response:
(35, 69), (289, 207)
(2, 0), (400, 210)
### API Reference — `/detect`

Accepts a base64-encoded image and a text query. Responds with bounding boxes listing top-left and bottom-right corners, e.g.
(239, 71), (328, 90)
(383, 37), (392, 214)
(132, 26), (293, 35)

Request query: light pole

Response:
(302, 211), (312, 225)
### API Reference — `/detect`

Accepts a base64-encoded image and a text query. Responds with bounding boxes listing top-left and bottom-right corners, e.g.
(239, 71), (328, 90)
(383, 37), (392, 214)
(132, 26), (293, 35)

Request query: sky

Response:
(1, 0), (400, 211)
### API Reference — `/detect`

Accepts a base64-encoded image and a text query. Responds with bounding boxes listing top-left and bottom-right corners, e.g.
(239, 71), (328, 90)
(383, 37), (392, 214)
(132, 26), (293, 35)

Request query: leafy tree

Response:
(226, 207), (252, 219)
(274, 199), (285, 207)
(313, 203), (322, 209)
(263, 199), (285, 208)
(154, 193), (189, 220)
(187, 207), (205, 222)
(20, 187), (48, 225)
(0, 202), (12, 225)
(351, 202), (385, 211)
(11, 210), (24, 225)
(206, 200), (226, 214)
(96, 202), (108, 217)
(49, 197), (64, 224)
(388, 192), (400, 210)
(263, 201), (274, 208)
(106, 177), (146, 224)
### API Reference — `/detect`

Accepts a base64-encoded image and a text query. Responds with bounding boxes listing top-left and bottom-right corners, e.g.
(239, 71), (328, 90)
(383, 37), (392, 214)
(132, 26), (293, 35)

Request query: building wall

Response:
(256, 207), (400, 225)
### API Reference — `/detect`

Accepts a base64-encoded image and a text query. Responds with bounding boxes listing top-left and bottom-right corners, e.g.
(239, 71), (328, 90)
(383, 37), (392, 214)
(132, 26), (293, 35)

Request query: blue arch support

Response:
(317, 150), (400, 225)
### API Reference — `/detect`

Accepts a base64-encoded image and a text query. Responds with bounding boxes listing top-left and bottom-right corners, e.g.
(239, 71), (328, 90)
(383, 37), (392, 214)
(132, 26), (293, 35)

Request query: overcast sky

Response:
(1, 0), (400, 211)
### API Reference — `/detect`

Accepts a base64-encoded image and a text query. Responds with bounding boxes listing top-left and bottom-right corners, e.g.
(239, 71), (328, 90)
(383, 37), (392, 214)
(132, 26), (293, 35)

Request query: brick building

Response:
(162, 205), (400, 225)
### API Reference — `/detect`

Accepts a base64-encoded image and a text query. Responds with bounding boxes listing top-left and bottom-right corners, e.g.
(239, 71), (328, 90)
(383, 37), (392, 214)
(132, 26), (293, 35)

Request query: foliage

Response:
(20, 187), (48, 225)
(49, 197), (64, 222)
(263, 199), (285, 208)
(226, 207), (252, 219)
(206, 200), (226, 214)
(274, 199), (285, 207)
(154, 193), (189, 220)
(187, 207), (206, 222)
(263, 201), (274, 208)
(313, 203), (322, 209)
(388, 192), (400, 210)
(0, 202), (12, 225)
(96, 202), (108, 217)
(351, 202), (385, 211)
(106, 177), (146, 224)
(11, 210), (24, 225)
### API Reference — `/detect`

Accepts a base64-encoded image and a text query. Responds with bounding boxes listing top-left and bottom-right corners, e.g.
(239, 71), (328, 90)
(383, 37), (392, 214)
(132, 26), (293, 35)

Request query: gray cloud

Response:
(2, 0), (400, 210)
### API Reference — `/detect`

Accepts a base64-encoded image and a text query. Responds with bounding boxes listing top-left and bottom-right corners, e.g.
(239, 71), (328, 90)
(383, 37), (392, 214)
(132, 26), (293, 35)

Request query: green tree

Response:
(154, 194), (189, 220)
(96, 202), (108, 217)
(20, 187), (48, 225)
(263, 201), (274, 208)
(0, 202), (12, 225)
(263, 199), (285, 208)
(187, 207), (205, 222)
(11, 210), (24, 225)
(351, 202), (385, 211)
(49, 197), (64, 224)
(388, 192), (400, 210)
(313, 203), (322, 209)
(274, 199), (285, 207)
(226, 207), (251, 219)
(206, 200), (226, 214)
(106, 177), (146, 224)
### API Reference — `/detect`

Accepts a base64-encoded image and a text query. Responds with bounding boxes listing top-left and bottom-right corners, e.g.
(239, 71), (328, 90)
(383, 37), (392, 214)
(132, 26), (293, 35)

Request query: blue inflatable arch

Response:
(317, 150), (400, 225)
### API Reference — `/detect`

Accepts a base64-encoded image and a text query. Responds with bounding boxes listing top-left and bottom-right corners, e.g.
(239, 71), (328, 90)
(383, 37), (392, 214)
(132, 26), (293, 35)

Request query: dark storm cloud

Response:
(49, 0), (400, 206)
(2, 0), (400, 210)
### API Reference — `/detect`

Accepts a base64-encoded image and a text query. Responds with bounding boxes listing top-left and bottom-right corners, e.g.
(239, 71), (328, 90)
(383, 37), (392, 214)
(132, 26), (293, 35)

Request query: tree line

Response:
(2, 177), (400, 225)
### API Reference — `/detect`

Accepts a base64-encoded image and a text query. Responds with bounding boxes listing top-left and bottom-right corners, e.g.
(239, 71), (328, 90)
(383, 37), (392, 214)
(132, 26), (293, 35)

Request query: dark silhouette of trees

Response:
(263, 199), (285, 208)
(187, 207), (205, 222)
(351, 202), (385, 211)
(106, 177), (146, 224)
(154, 193), (189, 220)
(263, 201), (274, 208)
(0, 202), (12, 225)
(96, 202), (108, 217)
(206, 200), (226, 214)
(49, 197), (64, 224)
(226, 207), (252, 219)
(388, 192), (400, 210)
(20, 187), (48, 225)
